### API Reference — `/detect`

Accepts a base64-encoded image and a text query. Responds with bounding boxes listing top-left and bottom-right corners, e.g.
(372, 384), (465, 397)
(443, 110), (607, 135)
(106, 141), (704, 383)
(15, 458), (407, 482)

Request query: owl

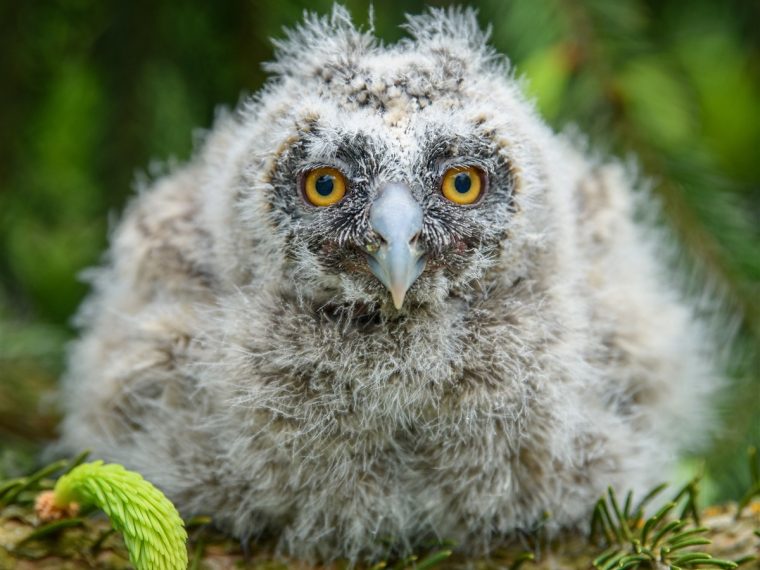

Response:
(59, 6), (722, 563)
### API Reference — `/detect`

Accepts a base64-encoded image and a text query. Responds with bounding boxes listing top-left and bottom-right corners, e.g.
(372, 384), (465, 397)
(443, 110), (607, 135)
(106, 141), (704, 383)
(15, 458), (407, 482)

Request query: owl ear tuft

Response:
(401, 7), (502, 71)
(264, 4), (376, 80)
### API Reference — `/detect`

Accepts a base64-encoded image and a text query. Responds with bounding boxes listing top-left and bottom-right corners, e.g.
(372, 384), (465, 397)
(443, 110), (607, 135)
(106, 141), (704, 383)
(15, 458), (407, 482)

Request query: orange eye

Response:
(303, 167), (347, 206)
(441, 166), (483, 205)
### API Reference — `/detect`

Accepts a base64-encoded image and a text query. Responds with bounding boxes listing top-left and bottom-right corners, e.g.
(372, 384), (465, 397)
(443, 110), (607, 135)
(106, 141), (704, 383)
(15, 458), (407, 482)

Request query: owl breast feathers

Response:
(60, 5), (721, 562)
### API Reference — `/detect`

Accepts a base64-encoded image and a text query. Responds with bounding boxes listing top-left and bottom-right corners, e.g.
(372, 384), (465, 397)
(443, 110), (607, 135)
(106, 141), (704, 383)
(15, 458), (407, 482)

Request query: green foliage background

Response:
(0, 0), (758, 504)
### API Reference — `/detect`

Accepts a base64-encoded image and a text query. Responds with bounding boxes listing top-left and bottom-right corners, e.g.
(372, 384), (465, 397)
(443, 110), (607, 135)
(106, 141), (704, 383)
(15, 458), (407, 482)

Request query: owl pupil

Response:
(315, 175), (334, 196)
(454, 172), (471, 193)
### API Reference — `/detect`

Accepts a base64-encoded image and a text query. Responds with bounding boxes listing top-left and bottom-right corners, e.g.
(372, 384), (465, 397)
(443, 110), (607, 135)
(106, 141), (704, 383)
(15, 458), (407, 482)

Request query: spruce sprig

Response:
(52, 461), (188, 570)
(590, 483), (737, 569)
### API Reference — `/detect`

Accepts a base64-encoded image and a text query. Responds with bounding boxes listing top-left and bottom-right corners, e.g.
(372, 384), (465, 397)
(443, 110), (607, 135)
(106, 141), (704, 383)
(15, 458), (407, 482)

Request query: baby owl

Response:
(59, 6), (721, 562)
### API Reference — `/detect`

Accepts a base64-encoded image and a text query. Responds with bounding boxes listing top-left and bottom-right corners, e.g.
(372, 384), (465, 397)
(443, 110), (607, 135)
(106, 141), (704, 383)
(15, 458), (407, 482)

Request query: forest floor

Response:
(1, 489), (758, 569)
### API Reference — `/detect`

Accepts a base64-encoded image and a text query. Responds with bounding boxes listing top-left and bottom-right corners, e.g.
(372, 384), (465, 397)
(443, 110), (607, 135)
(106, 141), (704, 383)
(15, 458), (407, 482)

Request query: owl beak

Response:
(366, 183), (426, 309)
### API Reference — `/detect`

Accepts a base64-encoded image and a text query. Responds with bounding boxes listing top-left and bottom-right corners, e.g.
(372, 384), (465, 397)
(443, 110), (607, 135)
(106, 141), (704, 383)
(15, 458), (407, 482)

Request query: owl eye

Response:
(303, 167), (347, 206)
(441, 166), (483, 205)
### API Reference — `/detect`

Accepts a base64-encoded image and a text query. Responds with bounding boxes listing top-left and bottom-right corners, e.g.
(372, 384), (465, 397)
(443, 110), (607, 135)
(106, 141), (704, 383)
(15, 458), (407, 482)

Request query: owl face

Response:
(235, 8), (533, 315)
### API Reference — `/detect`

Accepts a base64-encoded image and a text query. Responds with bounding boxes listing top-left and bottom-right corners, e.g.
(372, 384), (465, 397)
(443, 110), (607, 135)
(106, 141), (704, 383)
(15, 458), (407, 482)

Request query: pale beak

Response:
(366, 183), (426, 309)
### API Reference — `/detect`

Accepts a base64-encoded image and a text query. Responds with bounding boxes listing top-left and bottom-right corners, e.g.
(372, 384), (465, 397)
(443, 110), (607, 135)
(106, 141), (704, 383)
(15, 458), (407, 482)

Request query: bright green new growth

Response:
(53, 461), (188, 570)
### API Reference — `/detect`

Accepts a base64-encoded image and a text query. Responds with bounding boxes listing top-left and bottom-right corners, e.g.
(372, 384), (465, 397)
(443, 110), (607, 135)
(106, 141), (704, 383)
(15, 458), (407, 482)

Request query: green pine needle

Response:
(53, 461), (188, 570)
(589, 479), (740, 570)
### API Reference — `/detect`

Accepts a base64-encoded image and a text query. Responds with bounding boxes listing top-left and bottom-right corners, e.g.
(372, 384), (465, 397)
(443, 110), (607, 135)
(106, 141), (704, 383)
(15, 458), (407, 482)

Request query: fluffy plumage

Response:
(59, 6), (721, 562)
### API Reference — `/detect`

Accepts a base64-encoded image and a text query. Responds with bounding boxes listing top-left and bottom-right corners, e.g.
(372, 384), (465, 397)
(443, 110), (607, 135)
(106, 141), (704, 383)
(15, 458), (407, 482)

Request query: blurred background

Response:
(0, 0), (758, 503)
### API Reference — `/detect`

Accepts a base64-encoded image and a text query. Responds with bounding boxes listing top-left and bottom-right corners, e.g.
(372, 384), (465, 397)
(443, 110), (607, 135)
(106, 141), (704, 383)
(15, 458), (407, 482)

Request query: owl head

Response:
(205, 6), (559, 317)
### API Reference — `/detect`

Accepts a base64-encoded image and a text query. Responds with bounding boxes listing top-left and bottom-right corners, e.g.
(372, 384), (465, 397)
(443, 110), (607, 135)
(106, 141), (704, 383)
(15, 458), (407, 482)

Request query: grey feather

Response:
(59, 5), (722, 562)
